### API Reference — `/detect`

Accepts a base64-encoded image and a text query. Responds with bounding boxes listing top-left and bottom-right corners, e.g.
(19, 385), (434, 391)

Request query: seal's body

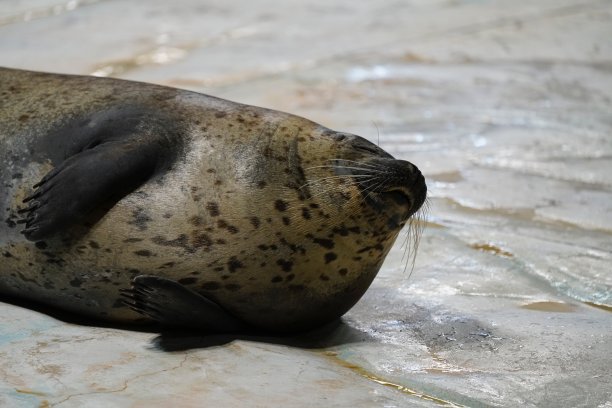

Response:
(0, 67), (426, 332)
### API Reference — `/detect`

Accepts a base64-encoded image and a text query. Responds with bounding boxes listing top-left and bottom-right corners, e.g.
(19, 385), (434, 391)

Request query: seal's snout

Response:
(336, 157), (426, 217)
(383, 160), (427, 216)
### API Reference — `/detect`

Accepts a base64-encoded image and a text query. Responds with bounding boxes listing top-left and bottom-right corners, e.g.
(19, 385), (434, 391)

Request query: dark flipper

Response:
(121, 275), (248, 333)
(19, 108), (178, 241)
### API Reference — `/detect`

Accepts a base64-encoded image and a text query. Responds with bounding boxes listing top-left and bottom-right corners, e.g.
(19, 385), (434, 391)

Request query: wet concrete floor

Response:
(1, 0), (611, 406)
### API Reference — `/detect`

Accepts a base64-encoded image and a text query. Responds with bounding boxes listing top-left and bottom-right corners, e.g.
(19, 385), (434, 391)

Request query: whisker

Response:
(327, 159), (382, 169)
(305, 164), (387, 174)
(370, 121), (382, 147)
(298, 174), (377, 190)
(403, 199), (428, 279)
(358, 177), (388, 206)
(305, 158), (384, 171)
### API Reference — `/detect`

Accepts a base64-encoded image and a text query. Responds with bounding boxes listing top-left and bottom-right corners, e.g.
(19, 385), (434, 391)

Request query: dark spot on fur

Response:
(338, 268), (348, 276)
(190, 216), (203, 226)
(217, 219), (239, 234)
(282, 217), (291, 226)
(163, 213), (173, 219)
(332, 226), (350, 236)
(225, 283), (241, 292)
(45, 258), (66, 266)
(319, 274), (330, 281)
(271, 276), (283, 283)
(276, 259), (294, 272)
(128, 208), (152, 231)
(215, 111), (227, 118)
(70, 278), (83, 287)
(213, 266), (224, 272)
(193, 233), (213, 250)
(313, 238), (334, 249)
(257, 181), (267, 189)
(275, 200), (288, 212)
(89, 241), (100, 249)
(134, 250), (153, 257)
(216, 239), (226, 245)
(258, 244), (269, 250)
(35, 241), (47, 249)
(201, 281), (221, 290)
(158, 261), (175, 269)
(250, 217), (261, 228)
(301, 208), (311, 219)
(357, 243), (384, 254)
(178, 277), (197, 285)
(207, 168), (216, 173)
(285, 274), (295, 282)
(18, 114), (30, 122)
(325, 252), (338, 264)
(206, 202), (220, 217)
(124, 237), (143, 243)
(152, 234), (191, 252)
(279, 238), (305, 255)
(3, 251), (13, 257)
(227, 257), (244, 273)
(309, 203), (319, 209)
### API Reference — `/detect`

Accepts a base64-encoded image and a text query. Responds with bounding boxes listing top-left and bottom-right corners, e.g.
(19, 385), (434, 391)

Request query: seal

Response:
(0, 67), (427, 332)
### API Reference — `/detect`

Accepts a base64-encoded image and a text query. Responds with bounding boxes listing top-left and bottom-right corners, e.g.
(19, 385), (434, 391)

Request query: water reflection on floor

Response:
(1, 0), (611, 407)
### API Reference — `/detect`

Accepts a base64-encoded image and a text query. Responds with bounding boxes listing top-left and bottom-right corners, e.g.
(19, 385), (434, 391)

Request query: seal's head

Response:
(234, 128), (428, 331)
(303, 131), (427, 241)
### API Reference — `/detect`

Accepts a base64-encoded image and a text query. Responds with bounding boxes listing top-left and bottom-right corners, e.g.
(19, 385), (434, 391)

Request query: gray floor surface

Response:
(1, 1), (611, 407)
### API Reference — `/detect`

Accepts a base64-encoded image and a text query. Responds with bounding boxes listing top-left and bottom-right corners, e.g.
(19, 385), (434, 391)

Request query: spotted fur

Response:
(0, 67), (426, 331)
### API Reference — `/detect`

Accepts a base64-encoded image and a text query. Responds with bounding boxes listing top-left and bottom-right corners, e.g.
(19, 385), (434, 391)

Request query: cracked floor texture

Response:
(1, 0), (612, 407)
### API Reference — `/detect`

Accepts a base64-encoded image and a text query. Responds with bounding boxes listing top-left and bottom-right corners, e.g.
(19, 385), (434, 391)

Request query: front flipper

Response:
(20, 135), (170, 241)
(121, 275), (249, 333)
